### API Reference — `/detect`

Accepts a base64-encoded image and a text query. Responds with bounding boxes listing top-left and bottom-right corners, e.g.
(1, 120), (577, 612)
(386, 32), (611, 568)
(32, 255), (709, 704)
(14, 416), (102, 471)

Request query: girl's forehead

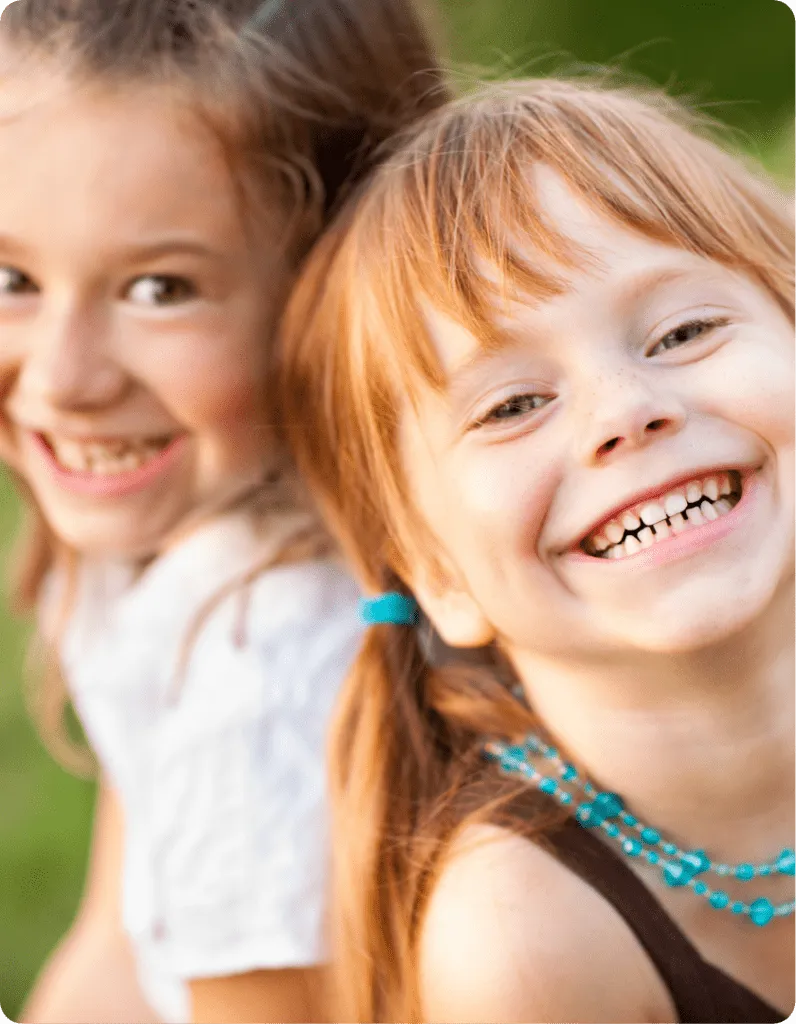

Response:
(0, 47), (65, 116)
(515, 165), (697, 288)
(0, 75), (253, 256)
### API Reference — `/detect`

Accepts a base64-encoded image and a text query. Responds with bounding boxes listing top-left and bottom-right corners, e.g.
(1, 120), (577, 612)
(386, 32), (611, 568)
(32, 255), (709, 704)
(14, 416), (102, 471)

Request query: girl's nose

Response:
(575, 372), (687, 466)
(19, 307), (129, 412)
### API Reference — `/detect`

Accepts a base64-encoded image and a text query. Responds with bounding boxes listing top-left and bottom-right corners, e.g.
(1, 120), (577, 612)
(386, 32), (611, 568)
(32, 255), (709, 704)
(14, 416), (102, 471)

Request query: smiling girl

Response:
(279, 79), (795, 1023)
(0, 1), (446, 1022)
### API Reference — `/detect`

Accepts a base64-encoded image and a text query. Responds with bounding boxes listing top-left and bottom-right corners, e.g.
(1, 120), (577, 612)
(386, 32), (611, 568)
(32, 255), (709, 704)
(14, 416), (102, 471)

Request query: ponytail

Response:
(328, 610), (549, 1022)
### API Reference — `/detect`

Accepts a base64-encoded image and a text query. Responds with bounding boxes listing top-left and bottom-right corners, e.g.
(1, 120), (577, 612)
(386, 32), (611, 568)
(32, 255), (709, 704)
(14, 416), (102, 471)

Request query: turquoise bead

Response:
(594, 792), (624, 818)
(645, 851), (660, 865)
(576, 803), (604, 828)
(731, 902), (746, 915)
(709, 891), (729, 909)
(662, 842), (678, 856)
(776, 849), (795, 876)
(544, 746), (558, 759)
(664, 861), (696, 887)
(605, 823), (620, 838)
(623, 814), (638, 827)
(759, 865), (772, 876)
(682, 850), (711, 875)
(499, 745), (525, 771)
(640, 828), (660, 845)
(735, 863), (754, 881)
(623, 838), (642, 857)
(539, 777), (557, 794)
(559, 792), (573, 805)
(693, 881), (708, 895)
(749, 898), (775, 926)
(561, 764), (578, 782)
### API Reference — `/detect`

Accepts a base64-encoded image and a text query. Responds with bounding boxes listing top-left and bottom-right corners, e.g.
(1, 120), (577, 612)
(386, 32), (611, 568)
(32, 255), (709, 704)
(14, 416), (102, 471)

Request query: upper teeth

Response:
(47, 436), (169, 474)
(587, 473), (737, 557)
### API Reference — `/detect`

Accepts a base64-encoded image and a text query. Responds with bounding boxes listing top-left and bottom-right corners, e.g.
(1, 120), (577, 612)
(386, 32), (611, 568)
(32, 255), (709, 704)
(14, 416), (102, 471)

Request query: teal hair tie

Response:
(360, 593), (419, 627)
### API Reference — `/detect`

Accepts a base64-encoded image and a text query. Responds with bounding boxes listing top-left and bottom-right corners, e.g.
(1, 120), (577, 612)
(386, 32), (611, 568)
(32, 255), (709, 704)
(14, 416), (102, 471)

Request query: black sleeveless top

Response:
(544, 816), (790, 1023)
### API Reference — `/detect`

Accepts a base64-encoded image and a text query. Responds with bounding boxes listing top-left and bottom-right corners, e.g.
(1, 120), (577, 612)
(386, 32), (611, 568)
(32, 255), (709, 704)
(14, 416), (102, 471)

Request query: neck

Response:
(511, 581), (794, 858)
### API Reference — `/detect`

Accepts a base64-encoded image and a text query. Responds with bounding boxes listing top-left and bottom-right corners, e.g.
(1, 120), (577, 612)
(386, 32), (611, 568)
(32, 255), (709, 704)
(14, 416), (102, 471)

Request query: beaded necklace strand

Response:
(484, 734), (795, 928)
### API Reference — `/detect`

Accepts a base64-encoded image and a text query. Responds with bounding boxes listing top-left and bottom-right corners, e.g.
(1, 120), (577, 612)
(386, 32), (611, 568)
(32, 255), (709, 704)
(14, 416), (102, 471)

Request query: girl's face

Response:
(0, 74), (286, 558)
(402, 167), (794, 659)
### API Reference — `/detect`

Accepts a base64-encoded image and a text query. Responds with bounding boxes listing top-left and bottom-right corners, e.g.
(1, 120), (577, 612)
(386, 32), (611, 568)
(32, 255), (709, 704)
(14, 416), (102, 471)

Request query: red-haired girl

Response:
(280, 79), (794, 1023)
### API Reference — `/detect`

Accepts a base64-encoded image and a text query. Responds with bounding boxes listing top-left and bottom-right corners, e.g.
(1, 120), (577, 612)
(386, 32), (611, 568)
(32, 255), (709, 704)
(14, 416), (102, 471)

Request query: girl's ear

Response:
(411, 567), (496, 649)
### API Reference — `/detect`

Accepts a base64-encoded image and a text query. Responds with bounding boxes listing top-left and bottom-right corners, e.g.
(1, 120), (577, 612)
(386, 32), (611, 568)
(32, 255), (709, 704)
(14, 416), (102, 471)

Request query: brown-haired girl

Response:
(0, 1), (448, 1021)
(279, 79), (795, 1023)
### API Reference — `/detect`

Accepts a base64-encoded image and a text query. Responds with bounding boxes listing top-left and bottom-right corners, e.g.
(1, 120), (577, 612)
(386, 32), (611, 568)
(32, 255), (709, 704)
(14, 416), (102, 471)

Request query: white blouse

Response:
(58, 516), (364, 1023)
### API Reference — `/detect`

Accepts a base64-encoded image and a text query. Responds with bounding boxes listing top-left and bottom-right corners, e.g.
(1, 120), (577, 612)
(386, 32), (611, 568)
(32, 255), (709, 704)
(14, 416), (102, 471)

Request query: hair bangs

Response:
(347, 80), (793, 413)
(350, 125), (587, 411)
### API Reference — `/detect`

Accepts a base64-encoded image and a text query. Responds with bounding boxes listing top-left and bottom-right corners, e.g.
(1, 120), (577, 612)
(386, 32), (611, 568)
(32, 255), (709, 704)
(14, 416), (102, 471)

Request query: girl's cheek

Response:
(446, 439), (558, 560)
(164, 369), (265, 428)
(697, 331), (794, 445)
(126, 329), (268, 427)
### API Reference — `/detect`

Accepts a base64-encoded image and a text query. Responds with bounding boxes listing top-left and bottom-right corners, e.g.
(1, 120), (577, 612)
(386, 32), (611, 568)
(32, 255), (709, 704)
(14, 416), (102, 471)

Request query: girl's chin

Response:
(599, 582), (787, 655)
(41, 503), (189, 561)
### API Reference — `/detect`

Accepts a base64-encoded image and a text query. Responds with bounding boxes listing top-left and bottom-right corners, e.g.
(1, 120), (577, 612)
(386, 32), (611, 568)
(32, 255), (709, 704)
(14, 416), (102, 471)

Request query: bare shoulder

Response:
(189, 966), (326, 1024)
(418, 824), (677, 1024)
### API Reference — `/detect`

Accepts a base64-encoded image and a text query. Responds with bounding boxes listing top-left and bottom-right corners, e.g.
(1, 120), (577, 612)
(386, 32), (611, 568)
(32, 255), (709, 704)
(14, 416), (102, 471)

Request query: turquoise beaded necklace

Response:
(484, 733), (795, 928)
(356, 593), (794, 928)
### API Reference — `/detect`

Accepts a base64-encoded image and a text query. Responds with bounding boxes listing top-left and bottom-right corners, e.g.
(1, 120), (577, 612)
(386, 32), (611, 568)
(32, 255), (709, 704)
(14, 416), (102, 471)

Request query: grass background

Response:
(0, 472), (95, 1024)
(0, 0), (792, 1019)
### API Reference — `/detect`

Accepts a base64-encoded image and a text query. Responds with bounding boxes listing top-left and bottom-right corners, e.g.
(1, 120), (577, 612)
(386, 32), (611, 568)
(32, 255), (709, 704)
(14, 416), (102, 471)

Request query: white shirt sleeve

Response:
(146, 559), (364, 979)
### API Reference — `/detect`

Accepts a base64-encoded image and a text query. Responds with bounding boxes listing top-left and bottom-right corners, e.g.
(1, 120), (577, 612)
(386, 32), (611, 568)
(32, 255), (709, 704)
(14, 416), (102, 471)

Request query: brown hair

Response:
(0, 0), (450, 770)
(277, 77), (794, 1021)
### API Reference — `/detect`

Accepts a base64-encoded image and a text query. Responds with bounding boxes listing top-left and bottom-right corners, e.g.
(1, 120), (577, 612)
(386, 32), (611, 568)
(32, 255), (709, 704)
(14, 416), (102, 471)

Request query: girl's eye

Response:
(0, 266), (37, 295)
(649, 317), (729, 357)
(474, 392), (553, 429)
(126, 275), (197, 307)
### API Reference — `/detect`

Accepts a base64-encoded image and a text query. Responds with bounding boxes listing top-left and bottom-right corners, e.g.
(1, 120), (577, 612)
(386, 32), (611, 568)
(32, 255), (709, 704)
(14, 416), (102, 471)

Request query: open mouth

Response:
(582, 471), (743, 560)
(37, 432), (176, 476)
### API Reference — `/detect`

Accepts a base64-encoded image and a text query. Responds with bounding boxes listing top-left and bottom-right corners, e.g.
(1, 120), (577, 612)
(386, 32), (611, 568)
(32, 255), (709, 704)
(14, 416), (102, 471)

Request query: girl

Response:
(278, 79), (795, 1023)
(0, 1), (448, 1022)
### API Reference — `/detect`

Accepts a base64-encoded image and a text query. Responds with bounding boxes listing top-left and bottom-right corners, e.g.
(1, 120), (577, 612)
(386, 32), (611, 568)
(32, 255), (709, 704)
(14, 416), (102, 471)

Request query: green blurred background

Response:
(0, 0), (792, 1020)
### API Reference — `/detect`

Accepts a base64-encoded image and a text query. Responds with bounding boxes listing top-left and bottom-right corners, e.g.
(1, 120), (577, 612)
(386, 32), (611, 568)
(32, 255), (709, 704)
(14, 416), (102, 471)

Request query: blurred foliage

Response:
(0, 0), (792, 1020)
(442, 0), (794, 142)
(0, 473), (95, 1022)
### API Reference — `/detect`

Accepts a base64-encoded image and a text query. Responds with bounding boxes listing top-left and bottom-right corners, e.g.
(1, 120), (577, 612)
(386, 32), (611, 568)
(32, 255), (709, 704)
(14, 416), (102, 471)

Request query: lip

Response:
(27, 431), (188, 498)
(564, 464), (755, 553)
(563, 468), (759, 569)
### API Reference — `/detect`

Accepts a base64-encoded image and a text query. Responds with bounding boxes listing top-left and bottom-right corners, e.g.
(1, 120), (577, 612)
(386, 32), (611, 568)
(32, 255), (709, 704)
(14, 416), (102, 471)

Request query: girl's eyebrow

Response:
(0, 232), (29, 257)
(0, 234), (227, 264)
(446, 330), (536, 394)
(617, 265), (721, 307)
(115, 238), (227, 264)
